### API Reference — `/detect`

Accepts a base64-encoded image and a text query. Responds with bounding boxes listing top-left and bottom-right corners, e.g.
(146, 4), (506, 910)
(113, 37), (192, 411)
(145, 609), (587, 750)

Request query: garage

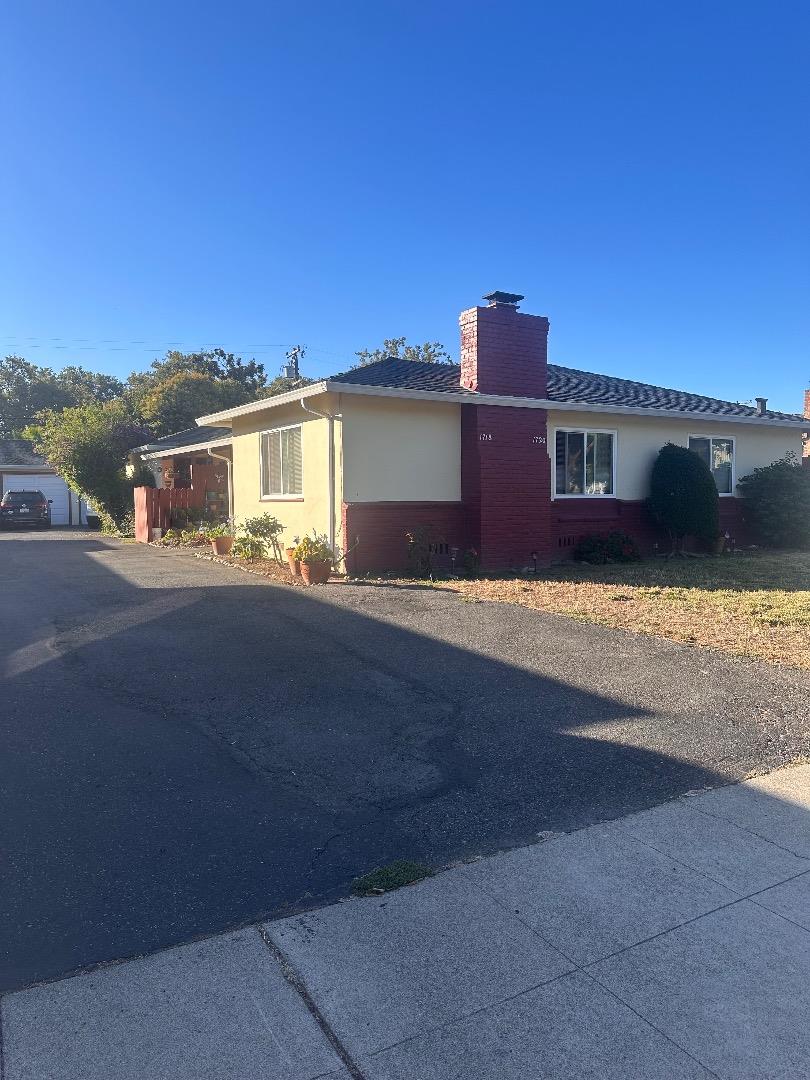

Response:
(0, 440), (88, 527)
(3, 473), (71, 525)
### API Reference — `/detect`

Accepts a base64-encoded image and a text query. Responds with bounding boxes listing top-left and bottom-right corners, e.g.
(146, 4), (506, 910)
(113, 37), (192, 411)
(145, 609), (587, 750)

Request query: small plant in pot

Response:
(285, 536), (301, 576)
(207, 520), (235, 556)
(293, 534), (334, 585)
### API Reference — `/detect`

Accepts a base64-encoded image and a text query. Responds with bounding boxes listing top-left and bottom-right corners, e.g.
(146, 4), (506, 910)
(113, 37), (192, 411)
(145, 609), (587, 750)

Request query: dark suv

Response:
(0, 490), (52, 528)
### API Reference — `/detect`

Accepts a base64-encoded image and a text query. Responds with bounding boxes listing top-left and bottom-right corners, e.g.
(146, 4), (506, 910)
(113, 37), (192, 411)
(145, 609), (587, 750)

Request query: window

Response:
(554, 429), (615, 496)
(260, 425), (302, 497)
(688, 435), (734, 495)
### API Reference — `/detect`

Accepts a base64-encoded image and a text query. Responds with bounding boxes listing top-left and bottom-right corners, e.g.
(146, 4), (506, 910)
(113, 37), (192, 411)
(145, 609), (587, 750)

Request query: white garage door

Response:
(3, 474), (71, 525)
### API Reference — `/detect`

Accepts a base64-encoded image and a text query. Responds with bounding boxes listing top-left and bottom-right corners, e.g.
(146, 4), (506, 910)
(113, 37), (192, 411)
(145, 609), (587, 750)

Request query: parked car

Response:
(0, 490), (52, 528)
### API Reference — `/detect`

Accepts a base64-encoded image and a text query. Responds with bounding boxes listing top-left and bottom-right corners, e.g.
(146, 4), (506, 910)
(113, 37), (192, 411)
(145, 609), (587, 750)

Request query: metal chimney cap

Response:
(483, 290), (524, 308)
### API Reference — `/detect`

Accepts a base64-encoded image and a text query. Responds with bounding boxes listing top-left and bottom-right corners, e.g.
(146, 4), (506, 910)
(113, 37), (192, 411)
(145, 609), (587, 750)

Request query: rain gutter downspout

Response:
(299, 397), (340, 552)
(207, 446), (234, 520)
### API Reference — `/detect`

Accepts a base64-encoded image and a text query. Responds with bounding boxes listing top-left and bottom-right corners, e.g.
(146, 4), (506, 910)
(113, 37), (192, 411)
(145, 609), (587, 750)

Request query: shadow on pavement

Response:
(1, 535), (807, 991)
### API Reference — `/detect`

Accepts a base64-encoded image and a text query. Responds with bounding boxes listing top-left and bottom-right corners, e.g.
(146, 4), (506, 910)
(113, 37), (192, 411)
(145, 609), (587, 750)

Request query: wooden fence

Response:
(134, 487), (205, 543)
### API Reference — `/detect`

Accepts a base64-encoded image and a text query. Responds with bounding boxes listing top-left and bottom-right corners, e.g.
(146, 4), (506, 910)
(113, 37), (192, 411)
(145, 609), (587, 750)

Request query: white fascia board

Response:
(140, 437), (232, 461)
(0, 465), (57, 473)
(195, 381), (329, 425)
(326, 380), (807, 428)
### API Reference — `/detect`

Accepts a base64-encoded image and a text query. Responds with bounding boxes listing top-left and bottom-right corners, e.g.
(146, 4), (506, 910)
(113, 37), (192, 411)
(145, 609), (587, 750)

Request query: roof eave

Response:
(322, 381), (807, 427)
(139, 435), (232, 461)
(195, 381), (329, 425)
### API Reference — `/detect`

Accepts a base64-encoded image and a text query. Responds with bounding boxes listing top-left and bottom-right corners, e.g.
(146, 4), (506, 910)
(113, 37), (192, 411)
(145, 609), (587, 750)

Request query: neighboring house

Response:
(0, 440), (90, 526)
(130, 426), (232, 515)
(133, 293), (808, 571)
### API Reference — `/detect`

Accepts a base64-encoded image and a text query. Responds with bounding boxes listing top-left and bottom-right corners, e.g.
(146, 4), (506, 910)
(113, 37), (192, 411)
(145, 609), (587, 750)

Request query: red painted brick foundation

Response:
(342, 501), (464, 574)
(552, 497), (751, 557)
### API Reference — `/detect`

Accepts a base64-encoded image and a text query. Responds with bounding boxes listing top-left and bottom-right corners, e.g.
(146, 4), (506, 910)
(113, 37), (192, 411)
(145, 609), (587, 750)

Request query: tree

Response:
(55, 365), (124, 405)
(353, 337), (452, 368)
(127, 348), (267, 410)
(0, 355), (125, 436)
(0, 355), (73, 436)
(259, 373), (316, 398)
(139, 371), (251, 437)
(737, 453), (810, 548)
(28, 401), (150, 533)
(648, 442), (720, 554)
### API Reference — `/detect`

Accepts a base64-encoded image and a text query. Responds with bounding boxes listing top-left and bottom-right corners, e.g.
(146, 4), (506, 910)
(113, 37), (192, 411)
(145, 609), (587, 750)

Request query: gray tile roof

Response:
(0, 439), (50, 468)
(133, 426), (232, 454)
(330, 359), (805, 422)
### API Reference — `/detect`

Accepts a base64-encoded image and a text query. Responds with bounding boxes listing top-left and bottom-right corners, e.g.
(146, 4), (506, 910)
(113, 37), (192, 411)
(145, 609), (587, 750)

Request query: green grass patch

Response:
(351, 859), (434, 896)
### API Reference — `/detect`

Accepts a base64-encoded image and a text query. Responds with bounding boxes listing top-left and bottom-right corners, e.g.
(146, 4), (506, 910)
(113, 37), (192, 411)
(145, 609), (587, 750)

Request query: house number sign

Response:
(532, 435), (547, 445)
(479, 432), (493, 442)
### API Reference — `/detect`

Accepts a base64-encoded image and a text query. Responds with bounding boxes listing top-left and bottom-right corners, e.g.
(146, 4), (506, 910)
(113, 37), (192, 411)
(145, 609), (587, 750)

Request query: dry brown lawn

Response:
(442, 551), (810, 670)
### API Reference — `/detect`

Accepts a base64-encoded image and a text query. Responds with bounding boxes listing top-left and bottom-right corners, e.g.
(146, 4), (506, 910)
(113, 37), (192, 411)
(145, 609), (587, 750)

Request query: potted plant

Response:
(293, 534), (334, 585)
(285, 535), (301, 576)
(207, 520), (235, 556)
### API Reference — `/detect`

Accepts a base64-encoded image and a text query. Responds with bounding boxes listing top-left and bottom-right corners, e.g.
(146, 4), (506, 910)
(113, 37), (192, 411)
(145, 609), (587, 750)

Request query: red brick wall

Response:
(461, 403), (553, 568)
(552, 497), (752, 557)
(459, 303), (549, 397)
(342, 501), (465, 574)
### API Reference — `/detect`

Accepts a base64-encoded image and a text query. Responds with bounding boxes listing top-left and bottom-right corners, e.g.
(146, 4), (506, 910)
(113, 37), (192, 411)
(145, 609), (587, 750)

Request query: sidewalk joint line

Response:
(0, 998), (6, 1080)
(256, 925), (367, 1080)
(688, 803), (810, 861)
(580, 969), (723, 1080)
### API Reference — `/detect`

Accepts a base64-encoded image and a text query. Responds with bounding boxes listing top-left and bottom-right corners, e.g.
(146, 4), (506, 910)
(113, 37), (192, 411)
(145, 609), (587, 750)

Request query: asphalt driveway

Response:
(1, 531), (808, 992)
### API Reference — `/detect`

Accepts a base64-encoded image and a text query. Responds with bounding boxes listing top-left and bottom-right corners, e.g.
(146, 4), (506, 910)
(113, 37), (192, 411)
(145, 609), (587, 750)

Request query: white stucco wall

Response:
(341, 395), (461, 502)
(547, 409), (803, 501)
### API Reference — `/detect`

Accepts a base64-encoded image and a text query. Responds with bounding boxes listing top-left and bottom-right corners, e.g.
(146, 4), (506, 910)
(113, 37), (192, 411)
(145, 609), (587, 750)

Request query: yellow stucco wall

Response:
(547, 409), (803, 501)
(231, 392), (342, 548)
(341, 394), (461, 502)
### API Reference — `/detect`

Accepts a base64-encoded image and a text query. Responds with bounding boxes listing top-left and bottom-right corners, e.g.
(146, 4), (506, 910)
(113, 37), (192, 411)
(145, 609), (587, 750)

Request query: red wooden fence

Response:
(134, 487), (205, 543)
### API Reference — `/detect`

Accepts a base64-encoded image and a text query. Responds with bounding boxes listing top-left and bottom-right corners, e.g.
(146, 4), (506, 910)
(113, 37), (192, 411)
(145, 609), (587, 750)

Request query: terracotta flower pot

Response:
(300, 559), (331, 585)
(285, 548), (301, 576)
(211, 536), (234, 556)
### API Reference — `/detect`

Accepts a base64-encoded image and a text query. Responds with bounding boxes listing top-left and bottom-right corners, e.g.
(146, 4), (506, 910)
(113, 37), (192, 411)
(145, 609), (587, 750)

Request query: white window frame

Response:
(259, 422), (304, 500)
(551, 427), (618, 499)
(688, 433), (736, 496)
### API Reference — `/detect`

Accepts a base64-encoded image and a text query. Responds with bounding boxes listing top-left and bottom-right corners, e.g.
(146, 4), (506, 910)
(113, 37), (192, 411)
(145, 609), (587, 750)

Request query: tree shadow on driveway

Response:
(1, 537), (807, 991)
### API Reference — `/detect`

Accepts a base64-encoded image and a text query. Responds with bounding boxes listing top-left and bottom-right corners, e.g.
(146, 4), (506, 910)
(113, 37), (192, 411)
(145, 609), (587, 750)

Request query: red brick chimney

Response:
(459, 291), (549, 398)
(803, 388), (810, 462)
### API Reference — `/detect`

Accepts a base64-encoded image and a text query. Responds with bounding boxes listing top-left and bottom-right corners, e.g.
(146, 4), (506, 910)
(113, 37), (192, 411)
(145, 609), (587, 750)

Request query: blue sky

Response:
(2, 1), (808, 412)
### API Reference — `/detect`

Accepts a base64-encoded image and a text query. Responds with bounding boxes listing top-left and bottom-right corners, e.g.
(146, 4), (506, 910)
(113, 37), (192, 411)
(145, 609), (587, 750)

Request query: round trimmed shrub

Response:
(649, 442), (719, 549)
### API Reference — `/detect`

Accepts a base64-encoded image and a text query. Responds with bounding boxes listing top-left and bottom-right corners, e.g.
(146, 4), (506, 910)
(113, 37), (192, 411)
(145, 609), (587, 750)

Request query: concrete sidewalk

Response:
(3, 764), (809, 1080)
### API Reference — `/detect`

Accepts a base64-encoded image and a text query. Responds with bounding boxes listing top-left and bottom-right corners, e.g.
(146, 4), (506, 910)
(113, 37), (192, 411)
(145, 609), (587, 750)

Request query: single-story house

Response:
(0, 440), (91, 526)
(134, 293), (809, 571)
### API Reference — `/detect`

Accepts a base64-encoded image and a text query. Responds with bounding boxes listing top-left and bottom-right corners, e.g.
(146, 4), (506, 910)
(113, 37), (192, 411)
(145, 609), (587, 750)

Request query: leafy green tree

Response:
(55, 365), (124, 405)
(353, 337), (452, 368)
(649, 442), (720, 554)
(258, 373), (316, 398)
(127, 348), (267, 410)
(737, 453), (810, 548)
(1, 355), (72, 435)
(139, 371), (251, 436)
(0, 355), (125, 436)
(28, 401), (150, 533)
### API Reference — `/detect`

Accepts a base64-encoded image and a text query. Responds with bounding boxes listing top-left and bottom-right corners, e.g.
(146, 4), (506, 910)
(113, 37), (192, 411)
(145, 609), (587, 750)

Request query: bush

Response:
(573, 530), (641, 565)
(27, 401), (150, 534)
(232, 534), (266, 560)
(649, 442), (719, 551)
(737, 453), (810, 548)
(240, 513), (284, 560)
